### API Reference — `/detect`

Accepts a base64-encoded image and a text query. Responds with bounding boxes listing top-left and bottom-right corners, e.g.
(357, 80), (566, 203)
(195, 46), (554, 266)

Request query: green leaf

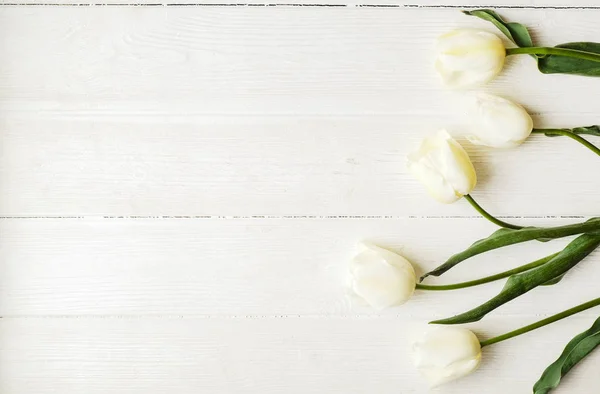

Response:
(541, 273), (565, 286)
(533, 316), (600, 394)
(463, 9), (533, 48)
(538, 42), (600, 76)
(421, 218), (600, 280)
(572, 125), (600, 136)
(545, 125), (600, 138)
(430, 232), (600, 325)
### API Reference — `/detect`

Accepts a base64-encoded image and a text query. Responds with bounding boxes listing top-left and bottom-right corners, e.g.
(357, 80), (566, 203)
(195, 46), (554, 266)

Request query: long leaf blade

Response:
(541, 273), (565, 286)
(430, 233), (600, 325)
(545, 126), (600, 138)
(538, 42), (600, 76)
(421, 218), (600, 280)
(572, 125), (600, 137)
(463, 9), (533, 48)
(533, 316), (600, 394)
(572, 125), (600, 136)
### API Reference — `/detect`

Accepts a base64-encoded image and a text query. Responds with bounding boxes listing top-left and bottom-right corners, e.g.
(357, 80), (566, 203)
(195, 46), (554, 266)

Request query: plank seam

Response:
(0, 3), (599, 9)
(2, 313), (596, 319)
(0, 215), (587, 220)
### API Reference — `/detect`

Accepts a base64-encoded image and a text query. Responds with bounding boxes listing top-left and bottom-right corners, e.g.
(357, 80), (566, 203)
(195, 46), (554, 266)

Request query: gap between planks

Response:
(3, 312), (597, 318)
(0, 215), (588, 220)
(0, 3), (600, 9)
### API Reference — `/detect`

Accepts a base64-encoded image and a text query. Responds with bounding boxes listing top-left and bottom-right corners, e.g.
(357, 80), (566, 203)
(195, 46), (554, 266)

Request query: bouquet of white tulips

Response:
(349, 9), (600, 392)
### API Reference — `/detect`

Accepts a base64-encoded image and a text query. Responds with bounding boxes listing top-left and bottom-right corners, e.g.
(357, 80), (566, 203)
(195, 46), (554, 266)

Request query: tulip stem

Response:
(531, 129), (600, 157)
(479, 297), (600, 348)
(464, 195), (523, 230)
(506, 46), (600, 63)
(415, 252), (558, 291)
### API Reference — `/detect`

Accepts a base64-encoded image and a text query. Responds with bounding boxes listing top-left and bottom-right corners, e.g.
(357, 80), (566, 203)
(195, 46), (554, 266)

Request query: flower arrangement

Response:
(349, 9), (600, 392)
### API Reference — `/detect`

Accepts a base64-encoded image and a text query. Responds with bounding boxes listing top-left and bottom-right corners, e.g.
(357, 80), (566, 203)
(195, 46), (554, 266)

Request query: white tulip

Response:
(435, 29), (506, 88)
(467, 93), (534, 148)
(349, 243), (416, 310)
(407, 130), (477, 204)
(412, 326), (482, 387)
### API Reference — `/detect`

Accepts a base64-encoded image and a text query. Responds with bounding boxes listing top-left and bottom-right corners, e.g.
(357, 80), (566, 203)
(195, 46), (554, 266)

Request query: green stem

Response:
(464, 195), (523, 230)
(480, 297), (600, 348)
(415, 252), (558, 291)
(532, 129), (600, 157)
(506, 46), (600, 63)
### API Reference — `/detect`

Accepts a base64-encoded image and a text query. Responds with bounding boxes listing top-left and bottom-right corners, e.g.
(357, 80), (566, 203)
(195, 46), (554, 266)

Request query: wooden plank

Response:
(2, 7), (600, 117)
(2, 116), (599, 217)
(3, 116), (600, 217)
(1, 217), (597, 316)
(2, 315), (599, 393)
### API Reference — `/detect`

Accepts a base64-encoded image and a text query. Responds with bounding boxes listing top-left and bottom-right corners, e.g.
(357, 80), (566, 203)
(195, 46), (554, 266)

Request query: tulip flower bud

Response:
(349, 243), (416, 310)
(412, 326), (482, 387)
(407, 130), (477, 204)
(467, 93), (534, 148)
(435, 29), (506, 88)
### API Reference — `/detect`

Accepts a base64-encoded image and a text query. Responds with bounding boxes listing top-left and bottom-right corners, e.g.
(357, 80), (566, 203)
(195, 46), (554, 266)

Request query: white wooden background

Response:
(1, 1), (600, 393)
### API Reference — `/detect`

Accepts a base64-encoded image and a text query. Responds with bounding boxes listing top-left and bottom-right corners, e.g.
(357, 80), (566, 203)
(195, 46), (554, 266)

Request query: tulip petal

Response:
(466, 93), (533, 148)
(412, 327), (482, 387)
(349, 243), (416, 310)
(435, 29), (506, 88)
(407, 130), (477, 204)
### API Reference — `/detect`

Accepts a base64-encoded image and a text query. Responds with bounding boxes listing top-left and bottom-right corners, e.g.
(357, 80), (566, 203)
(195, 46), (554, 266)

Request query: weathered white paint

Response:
(1, 4), (599, 394)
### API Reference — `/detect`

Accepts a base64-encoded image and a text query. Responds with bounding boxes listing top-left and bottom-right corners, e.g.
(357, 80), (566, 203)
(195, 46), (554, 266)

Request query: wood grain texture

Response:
(2, 116), (599, 217)
(2, 4), (600, 394)
(2, 217), (598, 316)
(1, 7), (600, 216)
(2, 316), (600, 394)
(3, 7), (600, 117)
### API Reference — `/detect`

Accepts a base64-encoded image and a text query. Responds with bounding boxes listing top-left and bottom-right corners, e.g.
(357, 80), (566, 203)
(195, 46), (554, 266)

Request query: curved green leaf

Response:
(421, 218), (600, 280)
(430, 232), (600, 325)
(572, 125), (600, 137)
(533, 316), (600, 394)
(463, 9), (533, 48)
(538, 42), (600, 76)
(541, 273), (565, 286)
(544, 126), (600, 138)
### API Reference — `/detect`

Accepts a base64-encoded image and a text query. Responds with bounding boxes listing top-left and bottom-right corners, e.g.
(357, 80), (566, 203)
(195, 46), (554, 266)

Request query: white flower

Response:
(412, 326), (482, 387)
(435, 29), (506, 88)
(466, 93), (534, 148)
(349, 243), (416, 310)
(407, 130), (477, 204)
